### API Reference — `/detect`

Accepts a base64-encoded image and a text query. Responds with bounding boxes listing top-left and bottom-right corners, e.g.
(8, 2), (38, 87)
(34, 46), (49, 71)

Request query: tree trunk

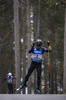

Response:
(63, 3), (66, 93)
(34, 0), (40, 39)
(22, 37), (26, 94)
(44, 58), (47, 94)
(13, 0), (21, 92)
(26, 0), (31, 94)
(37, 0), (40, 38)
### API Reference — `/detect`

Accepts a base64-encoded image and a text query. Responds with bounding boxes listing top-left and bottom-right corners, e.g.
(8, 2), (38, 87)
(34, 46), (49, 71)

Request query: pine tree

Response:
(13, 0), (21, 92)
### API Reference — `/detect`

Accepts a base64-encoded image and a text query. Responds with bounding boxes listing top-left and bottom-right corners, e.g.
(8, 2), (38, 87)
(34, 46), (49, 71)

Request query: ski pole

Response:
(47, 41), (51, 93)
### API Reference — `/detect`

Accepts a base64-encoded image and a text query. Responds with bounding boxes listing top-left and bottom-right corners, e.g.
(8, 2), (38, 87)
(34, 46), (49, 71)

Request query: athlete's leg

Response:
(23, 62), (36, 85)
(36, 63), (41, 89)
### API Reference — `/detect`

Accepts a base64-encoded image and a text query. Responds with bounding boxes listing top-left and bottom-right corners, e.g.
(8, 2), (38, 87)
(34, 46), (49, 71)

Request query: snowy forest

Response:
(0, 0), (66, 94)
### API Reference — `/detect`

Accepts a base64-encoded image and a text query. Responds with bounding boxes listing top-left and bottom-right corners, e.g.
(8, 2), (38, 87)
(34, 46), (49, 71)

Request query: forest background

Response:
(0, 0), (66, 94)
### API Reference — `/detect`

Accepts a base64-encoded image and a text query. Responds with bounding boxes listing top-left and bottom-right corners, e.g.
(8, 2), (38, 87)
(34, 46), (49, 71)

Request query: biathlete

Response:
(5, 72), (16, 94)
(19, 39), (51, 93)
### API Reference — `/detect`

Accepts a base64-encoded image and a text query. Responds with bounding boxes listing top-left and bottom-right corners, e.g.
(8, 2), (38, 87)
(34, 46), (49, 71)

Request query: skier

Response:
(20, 39), (52, 93)
(5, 72), (16, 94)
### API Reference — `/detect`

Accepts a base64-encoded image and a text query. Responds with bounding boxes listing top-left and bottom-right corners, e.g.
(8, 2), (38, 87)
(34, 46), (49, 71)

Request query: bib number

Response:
(32, 54), (42, 60)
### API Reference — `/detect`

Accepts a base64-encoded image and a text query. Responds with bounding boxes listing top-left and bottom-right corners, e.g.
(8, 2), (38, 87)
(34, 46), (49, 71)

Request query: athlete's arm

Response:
(42, 47), (48, 53)
(12, 75), (16, 80)
(29, 47), (34, 53)
(5, 76), (8, 80)
(42, 47), (52, 53)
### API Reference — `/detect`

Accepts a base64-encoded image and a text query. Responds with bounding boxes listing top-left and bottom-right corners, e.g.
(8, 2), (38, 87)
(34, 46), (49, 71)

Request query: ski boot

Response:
(14, 83), (27, 92)
(34, 86), (41, 94)
(20, 83), (27, 89)
(34, 89), (42, 94)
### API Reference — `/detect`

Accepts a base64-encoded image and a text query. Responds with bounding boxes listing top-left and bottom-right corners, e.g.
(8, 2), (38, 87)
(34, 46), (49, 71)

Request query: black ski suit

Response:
(24, 47), (48, 89)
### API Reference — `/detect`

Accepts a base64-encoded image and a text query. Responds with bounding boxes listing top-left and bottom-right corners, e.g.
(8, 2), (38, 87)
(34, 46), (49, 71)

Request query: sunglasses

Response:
(37, 45), (41, 46)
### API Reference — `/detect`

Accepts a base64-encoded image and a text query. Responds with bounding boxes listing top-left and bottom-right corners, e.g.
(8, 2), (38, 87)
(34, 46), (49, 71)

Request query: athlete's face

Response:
(36, 44), (41, 49)
(9, 76), (11, 78)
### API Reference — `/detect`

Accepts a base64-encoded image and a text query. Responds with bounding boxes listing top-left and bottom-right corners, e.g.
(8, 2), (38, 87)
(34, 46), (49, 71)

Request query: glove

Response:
(32, 41), (35, 47)
(47, 41), (50, 46)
